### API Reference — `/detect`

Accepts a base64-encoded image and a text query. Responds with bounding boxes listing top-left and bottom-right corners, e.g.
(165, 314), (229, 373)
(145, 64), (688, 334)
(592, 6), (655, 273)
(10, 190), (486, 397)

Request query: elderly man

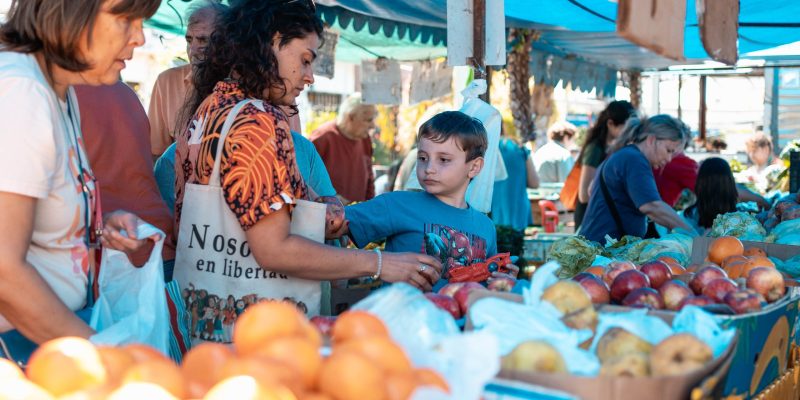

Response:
(311, 93), (378, 203)
(148, 2), (225, 160)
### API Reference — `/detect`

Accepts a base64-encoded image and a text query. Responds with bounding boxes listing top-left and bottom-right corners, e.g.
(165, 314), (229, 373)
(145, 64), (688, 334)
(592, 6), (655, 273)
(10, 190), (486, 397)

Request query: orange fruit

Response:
(26, 337), (107, 397)
(335, 336), (412, 374)
(414, 368), (450, 394)
(744, 247), (767, 257)
(122, 359), (185, 399)
(300, 320), (323, 348)
(721, 255), (749, 269)
(667, 263), (686, 275)
(708, 236), (744, 265)
(181, 343), (236, 398)
(253, 336), (322, 389)
(747, 255), (776, 269)
(203, 375), (296, 400)
(233, 301), (307, 355)
(0, 358), (24, 381)
(584, 266), (604, 276)
(318, 351), (386, 400)
(107, 382), (177, 400)
(122, 344), (170, 363)
(298, 392), (333, 400)
(0, 379), (55, 400)
(57, 384), (116, 400)
(96, 346), (136, 385)
(331, 311), (389, 345)
(385, 372), (419, 400)
(219, 356), (303, 395)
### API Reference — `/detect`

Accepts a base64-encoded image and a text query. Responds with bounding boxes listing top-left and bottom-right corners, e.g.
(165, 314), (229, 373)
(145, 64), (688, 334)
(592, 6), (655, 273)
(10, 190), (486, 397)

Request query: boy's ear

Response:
(467, 156), (484, 179)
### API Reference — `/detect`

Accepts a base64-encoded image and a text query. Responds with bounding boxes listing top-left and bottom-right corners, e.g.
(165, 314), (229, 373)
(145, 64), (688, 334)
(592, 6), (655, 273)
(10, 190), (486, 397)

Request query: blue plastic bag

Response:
(89, 224), (170, 355)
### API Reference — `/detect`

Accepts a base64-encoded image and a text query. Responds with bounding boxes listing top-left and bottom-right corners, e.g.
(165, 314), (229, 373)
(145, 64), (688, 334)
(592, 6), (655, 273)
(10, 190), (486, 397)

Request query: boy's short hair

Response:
(417, 111), (488, 162)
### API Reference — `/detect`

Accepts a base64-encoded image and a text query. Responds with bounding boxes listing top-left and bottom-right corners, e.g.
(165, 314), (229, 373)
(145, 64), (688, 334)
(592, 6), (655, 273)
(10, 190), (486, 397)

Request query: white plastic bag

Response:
(460, 79), (502, 213)
(89, 223), (170, 355)
(352, 284), (498, 400)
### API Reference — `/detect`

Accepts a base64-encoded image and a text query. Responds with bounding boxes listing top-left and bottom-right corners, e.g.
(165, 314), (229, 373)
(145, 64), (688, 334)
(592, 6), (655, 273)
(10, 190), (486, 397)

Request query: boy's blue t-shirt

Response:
(346, 191), (497, 279)
(579, 145), (661, 243)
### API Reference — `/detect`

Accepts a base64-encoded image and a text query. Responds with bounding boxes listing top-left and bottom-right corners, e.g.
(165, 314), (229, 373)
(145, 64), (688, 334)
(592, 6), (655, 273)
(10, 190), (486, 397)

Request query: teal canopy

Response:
(146, 0), (800, 94)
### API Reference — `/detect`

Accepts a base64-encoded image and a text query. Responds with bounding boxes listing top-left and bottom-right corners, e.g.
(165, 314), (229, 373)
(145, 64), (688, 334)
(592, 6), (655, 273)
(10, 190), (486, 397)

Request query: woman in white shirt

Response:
(0, 0), (161, 358)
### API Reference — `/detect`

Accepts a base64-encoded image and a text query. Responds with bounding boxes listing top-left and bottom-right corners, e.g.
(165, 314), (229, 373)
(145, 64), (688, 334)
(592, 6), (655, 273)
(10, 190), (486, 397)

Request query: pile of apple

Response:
(423, 275), (517, 320)
(571, 237), (786, 314)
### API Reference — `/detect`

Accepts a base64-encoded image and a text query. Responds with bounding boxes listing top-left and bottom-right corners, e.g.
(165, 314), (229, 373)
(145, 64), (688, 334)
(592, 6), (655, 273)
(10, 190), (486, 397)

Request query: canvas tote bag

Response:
(174, 99), (322, 344)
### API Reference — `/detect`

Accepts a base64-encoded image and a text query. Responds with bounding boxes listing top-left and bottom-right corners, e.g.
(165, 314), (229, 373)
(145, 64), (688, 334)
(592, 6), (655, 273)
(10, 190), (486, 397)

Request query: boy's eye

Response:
(440, 158), (450, 163)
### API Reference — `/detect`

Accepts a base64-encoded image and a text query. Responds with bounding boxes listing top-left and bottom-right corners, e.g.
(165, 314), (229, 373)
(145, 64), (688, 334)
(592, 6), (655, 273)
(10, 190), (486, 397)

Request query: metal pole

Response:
(677, 75), (683, 120)
(471, 0), (487, 101)
(699, 75), (707, 142)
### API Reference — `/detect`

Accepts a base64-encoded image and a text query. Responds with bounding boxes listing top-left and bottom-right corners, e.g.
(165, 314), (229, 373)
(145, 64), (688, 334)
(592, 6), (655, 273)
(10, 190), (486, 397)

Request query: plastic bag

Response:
(89, 223), (170, 355)
(461, 79), (502, 213)
(672, 306), (736, 358)
(352, 284), (497, 400)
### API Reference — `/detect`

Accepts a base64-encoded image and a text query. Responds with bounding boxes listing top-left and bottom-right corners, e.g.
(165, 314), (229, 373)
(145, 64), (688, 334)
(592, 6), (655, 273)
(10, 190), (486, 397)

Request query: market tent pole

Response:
(699, 75), (708, 142)
(471, 0), (487, 101)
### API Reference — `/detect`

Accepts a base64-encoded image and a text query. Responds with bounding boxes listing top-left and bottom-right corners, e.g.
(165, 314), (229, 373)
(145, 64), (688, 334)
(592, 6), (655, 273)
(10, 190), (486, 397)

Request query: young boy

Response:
(342, 111), (500, 288)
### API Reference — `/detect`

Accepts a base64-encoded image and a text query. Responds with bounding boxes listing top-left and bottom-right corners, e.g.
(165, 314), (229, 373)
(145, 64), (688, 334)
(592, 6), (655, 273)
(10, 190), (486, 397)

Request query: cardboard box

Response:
(753, 344), (800, 400)
(689, 236), (800, 398)
(464, 291), (736, 400)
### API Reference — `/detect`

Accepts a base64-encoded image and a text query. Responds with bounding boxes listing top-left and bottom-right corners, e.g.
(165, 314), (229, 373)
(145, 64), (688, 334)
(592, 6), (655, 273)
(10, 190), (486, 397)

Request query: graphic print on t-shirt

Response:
(422, 223), (488, 278)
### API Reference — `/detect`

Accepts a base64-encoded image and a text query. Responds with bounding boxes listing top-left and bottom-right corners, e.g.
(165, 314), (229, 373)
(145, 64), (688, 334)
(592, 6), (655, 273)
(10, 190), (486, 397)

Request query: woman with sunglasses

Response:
(0, 0), (161, 360)
(578, 115), (693, 243)
(174, 0), (441, 338)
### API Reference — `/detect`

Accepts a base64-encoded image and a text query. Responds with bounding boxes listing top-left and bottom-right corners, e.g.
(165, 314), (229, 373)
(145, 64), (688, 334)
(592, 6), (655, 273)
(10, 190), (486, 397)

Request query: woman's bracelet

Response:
(371, 248), (382, 280)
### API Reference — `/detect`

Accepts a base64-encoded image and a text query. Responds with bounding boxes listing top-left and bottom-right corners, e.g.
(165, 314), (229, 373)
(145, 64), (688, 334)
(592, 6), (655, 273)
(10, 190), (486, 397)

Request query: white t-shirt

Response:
(0, 52), (94, 332)
(533, 140), (575, 184)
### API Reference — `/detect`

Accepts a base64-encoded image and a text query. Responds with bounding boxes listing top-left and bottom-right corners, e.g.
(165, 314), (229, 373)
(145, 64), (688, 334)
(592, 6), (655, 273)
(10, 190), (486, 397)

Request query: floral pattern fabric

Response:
(174, 81), (307, 234)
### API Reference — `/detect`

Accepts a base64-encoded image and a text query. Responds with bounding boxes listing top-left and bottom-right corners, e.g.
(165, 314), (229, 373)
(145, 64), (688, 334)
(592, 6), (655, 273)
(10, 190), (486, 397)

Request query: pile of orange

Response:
(0, 302), (450, 400)
(707, 236), (776, 279)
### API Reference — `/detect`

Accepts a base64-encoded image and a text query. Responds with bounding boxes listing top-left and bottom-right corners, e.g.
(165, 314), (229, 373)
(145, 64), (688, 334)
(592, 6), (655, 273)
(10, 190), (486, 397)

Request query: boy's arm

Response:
(344, 195), (395, 248)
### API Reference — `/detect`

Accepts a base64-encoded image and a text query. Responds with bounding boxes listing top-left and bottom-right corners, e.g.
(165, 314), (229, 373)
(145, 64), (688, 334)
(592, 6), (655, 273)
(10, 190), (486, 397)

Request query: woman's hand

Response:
(101, 210), (161, 253)
(380, 252), (442, 292)
(318, 196), (347, 239)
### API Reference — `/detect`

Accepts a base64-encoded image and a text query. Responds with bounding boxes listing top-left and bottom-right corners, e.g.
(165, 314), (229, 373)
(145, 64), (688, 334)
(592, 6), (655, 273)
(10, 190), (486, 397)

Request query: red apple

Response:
(424, 293), (462, 319)
(453, 282), (486, 315)
(576, 274), (611, 304)
(603, 260), (637, 286)
(610, 270), (650, 304)
(746, 267), (786, 303)
(639, 261), (673, 289)
(487, 273), (517, 292)
(689, 266), (728, 295)
(622, 287), (665, 309)
(701, 278), (739, 303)
(723, 289), (764, 314)
(677, 295), (716, 310)
(572, 272), (595, 282)
(309, 315), (337, 336)
(438, 282), (466, 298)
(658, 280), (694, 311)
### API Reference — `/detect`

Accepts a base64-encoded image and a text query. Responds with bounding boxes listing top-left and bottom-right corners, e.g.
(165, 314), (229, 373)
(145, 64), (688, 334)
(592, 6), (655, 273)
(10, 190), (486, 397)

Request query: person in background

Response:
(574, 100), (635, 229)
(532, 121), (576, 184)
(147, 1), (225, 160)
(683, 157), (738, 234)
(491, 127), (539, 231)
(579, 115), (692, 243)
(339, 111), (517, 291)
(311, 93), (377, 204)
(374, 159), (403, 197)
(740, 132), (784, 193)
(76, 82), (176, 279)
(0, 0), (160, 361)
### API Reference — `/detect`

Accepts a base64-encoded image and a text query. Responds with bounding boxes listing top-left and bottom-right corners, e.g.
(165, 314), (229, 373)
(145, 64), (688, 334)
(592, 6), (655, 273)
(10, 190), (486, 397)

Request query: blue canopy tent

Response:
(145, 0), (800, 95)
